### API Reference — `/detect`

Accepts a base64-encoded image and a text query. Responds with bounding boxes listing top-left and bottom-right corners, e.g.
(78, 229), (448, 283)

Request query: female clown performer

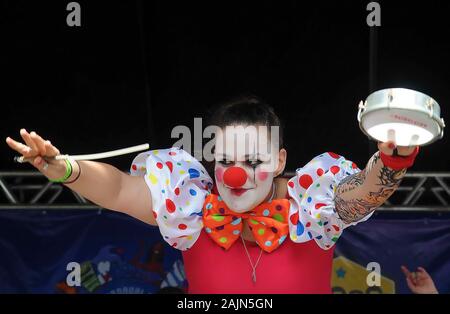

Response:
(5, 95), (420, 293)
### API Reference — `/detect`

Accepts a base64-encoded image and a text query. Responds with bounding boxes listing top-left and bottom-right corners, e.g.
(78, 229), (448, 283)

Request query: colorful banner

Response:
(0, 210), (448, 293)
(333, 212), (450, 294)
(0, 209), (185, 294)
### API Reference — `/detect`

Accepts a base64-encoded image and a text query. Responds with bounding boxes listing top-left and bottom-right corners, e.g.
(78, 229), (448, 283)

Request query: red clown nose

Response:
(223, 166), (247, 188)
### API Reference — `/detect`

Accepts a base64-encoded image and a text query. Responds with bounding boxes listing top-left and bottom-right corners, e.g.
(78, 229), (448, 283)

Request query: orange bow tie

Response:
(202, 194), (290, 253)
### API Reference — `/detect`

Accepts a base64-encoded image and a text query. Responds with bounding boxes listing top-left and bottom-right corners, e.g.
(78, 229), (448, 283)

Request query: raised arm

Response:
(6, 129), (157, 226)
(333, 141), (419, 224)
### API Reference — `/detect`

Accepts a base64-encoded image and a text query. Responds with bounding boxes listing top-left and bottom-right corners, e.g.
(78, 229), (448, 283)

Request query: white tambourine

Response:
(357, 88), (445, 146)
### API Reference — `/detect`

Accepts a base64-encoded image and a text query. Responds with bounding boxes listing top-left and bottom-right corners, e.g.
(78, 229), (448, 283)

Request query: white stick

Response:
(14, 143), (150, 163)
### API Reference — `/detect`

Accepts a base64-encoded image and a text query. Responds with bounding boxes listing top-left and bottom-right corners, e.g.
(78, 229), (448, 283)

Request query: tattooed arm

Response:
(333, 151), (407, 224)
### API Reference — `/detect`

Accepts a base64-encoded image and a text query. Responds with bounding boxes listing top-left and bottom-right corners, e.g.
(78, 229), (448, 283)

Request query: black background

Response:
(2, 0), (449, 172)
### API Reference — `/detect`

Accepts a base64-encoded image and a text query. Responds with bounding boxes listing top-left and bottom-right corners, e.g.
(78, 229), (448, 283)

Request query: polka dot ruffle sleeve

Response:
(287, 152), (374, 250)
(129, 147), (213, 251)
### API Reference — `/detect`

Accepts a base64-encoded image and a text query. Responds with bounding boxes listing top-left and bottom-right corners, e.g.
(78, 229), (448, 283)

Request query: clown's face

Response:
(214, 125), (286, 213)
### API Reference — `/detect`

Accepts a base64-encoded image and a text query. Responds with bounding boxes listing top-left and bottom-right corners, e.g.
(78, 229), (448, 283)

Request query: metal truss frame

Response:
(0, 171), (449, 211)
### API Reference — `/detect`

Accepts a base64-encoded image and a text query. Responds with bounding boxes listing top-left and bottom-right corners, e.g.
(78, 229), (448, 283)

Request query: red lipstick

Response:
(230, 188), (248, 196)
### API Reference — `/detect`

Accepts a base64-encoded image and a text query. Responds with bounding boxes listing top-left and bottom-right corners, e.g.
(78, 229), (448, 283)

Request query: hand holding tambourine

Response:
(358, 88), (445, 170)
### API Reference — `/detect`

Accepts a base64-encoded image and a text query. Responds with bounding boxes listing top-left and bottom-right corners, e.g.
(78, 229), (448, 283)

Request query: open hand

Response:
(5, 129), (67, 179)
(401, 265), (438, 294)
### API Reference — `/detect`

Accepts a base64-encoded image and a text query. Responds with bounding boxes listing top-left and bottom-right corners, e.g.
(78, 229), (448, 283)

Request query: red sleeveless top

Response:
(182, 229), (334, 294)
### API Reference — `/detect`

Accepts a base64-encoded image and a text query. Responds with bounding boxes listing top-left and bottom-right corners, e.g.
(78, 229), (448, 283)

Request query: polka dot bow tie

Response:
(202, 194), (290, 253)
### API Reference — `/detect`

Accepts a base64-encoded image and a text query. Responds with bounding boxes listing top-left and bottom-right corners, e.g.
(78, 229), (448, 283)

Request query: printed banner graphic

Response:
(0, 210), (448, 293)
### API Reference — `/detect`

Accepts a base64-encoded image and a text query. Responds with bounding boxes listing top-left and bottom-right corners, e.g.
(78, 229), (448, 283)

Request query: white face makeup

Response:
(214, 125), (280, 213)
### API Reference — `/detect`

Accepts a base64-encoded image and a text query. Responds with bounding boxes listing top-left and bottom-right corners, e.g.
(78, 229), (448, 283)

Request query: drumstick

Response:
(14, 143), (150, 163)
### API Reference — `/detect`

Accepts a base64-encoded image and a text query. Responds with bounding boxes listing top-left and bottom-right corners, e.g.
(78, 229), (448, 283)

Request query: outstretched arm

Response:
(6, 129), (157, 226)
(334, 141), (418, 224)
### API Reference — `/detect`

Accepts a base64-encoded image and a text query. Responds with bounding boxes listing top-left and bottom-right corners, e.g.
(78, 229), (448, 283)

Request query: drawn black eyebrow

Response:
(216, 154), (233, 161)
(216, 153), (270, 161)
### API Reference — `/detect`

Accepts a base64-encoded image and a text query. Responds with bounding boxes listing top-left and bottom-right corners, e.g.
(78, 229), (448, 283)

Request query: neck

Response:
(262, 182), (276, 203)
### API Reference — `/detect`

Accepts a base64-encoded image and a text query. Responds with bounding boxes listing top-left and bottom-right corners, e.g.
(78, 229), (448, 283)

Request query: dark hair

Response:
(204, 93), (285, 178)
(207, 93), (284, 149)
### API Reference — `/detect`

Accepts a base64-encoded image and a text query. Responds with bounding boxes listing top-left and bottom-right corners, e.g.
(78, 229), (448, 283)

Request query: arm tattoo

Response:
(378, 165), (406, 188)
(335, 170), (366, 194)
(365, 151), (380, 173)
(334, 151), (407, 224)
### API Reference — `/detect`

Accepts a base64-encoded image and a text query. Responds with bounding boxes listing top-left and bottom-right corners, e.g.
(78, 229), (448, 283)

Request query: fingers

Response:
(417, 267), (431, 280)
(20, 129), (39, 154)
(31, 156), (48, 171)
(417, 267), (428, 274)
(5, 136), (33, 157)
(405, 276), (417, 291)
(377, 141), (397, 156)
(378, 141), (418, 157)
(6, 129), (60, 160)
(30, 131), (47, 156)
(44, 140), (60, 157)
(401, 266), (418, 285)
(401, 265), (411, 277)
(397, 145), (418, 157)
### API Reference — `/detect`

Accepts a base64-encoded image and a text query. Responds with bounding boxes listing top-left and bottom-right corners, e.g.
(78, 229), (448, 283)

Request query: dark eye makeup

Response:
(218, 159), (234, 166)
(217, 159), (263, 167)
(246, 159), (263, 167)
